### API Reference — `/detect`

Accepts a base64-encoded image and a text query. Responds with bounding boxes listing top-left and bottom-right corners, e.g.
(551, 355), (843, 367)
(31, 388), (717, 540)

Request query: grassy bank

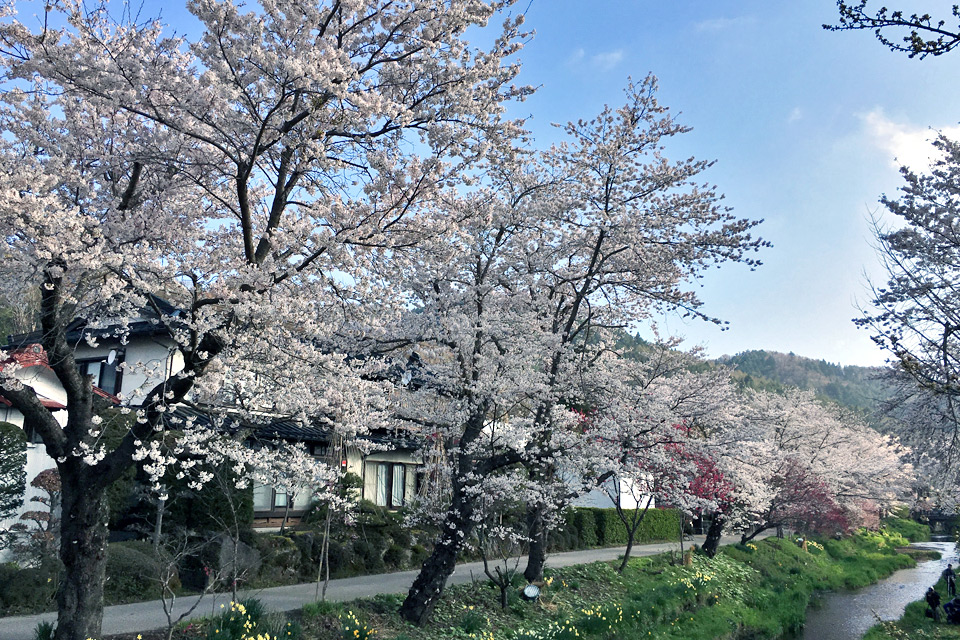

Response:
(881, 516), (932, 543)
(154, 528), (917, 640)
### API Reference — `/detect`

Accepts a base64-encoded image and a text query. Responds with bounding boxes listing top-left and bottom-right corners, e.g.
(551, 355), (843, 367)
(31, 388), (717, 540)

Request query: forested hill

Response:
(717, 350), (890, 413)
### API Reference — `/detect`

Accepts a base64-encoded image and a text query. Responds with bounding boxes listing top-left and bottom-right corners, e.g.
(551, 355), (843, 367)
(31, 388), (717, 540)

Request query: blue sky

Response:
(499, 0), (960, 366)
(28, 0), (959, 366)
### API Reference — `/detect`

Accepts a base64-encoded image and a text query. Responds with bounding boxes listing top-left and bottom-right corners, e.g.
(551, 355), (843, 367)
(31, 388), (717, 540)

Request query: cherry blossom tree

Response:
(722, 389), (910, 543)
(579, 353), (743, 569)
(856, 136), (960, 447)
(388, 76), (766, 624)
(0, 1), (529, 637)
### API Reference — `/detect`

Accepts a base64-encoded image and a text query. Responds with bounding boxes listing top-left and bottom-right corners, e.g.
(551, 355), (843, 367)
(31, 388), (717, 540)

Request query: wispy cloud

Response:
(566, 47), (624, 72)
(859, 109), (960, 171)
(694, 16), (756, 33)
(590, 50), (623, 71)
(787, 107), (803, 124)
(567, 47), (585, 65)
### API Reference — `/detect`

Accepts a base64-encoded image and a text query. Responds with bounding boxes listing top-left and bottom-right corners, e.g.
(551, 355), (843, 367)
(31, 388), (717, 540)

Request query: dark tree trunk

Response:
(398, 486), (476, 625)
(740, 524), (770, 545)
(55, 463), (109, 640)
(617, 533), (636, 574)
(702, 514), (725, 558)
(523, 505), (547, 582)
(615, 498), (652, 574)
(399, 406), (518, 626)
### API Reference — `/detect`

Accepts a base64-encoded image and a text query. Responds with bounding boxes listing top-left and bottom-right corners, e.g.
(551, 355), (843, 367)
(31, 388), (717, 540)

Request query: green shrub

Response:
(0, 561), (59, 615)
(581, 507), (681, 546)
(410, 544), (428, 567)
(383, 543), (407, 568)
(105, 540), (165, 603)
(353, 539), (385, 573)
(255, 534), (300, 580)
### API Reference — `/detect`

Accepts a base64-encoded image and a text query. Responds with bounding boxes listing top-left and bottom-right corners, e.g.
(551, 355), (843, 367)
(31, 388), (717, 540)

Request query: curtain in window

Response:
(392, 464), (405, 507)
(376, 463), (388, 506)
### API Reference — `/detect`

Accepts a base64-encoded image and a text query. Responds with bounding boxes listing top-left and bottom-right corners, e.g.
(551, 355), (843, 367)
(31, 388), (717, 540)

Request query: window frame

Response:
(76, 354), (124, 396)
(373, 462), (407, 509)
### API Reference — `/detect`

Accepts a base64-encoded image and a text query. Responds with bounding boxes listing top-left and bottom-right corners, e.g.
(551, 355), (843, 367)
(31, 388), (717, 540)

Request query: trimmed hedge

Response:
(555, 507), (681, 549)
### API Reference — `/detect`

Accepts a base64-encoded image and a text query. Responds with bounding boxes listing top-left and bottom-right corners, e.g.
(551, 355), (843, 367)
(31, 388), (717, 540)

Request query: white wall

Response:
(74, 335), (183, 404)
(570, 477), (655, 510)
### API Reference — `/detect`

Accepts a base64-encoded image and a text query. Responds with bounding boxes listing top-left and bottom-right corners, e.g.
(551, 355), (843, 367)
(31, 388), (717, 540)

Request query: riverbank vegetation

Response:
(881, 516), (932, 543)
(139, 527), (915, 640)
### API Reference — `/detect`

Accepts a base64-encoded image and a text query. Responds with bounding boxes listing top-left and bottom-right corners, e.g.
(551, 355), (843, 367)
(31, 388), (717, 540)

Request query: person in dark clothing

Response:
(927, 587), (943, 621)
(945, 564), (957, 597)
(946, 596), (960, 624)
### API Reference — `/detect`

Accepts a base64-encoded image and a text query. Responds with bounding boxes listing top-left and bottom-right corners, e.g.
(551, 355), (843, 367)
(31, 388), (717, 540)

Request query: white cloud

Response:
(590, 50), (623, 71)
(567, 47), (585, 66)
(693, 16), (756, 33)
(787, 107), (803, 123)
(566, 47), (623, 72)
(860, 109), (960, 172)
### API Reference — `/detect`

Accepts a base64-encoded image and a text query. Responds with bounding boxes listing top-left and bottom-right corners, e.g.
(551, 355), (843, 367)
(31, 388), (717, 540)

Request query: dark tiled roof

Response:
(163, 404), (333, 444)
(163, 404), (419, 449)
(5, 294), (183, 348)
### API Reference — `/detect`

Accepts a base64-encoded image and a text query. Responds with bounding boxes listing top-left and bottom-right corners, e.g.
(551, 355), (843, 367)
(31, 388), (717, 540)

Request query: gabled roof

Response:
(164, 404), (334, 445)
(5, 294), (183, 348)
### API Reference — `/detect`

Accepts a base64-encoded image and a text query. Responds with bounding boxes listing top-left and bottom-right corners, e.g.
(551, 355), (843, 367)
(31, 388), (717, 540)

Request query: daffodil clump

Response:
(669, 553), (758, 605)
(340, 609), (377, 640)
(204, 599), (298, 640)
(512, 619), (582, 639)
(576, 603), (623, 635)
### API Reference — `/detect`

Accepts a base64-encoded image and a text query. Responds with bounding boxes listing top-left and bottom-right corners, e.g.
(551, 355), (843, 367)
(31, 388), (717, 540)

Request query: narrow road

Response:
(0, 534), (753, 638)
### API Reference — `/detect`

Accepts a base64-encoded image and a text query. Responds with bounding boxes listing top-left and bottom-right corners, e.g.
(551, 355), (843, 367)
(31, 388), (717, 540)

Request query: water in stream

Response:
(795, 540), (956, 640)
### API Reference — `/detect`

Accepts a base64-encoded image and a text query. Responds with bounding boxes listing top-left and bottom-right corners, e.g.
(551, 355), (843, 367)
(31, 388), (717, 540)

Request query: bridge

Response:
(917, 510), (960, 534)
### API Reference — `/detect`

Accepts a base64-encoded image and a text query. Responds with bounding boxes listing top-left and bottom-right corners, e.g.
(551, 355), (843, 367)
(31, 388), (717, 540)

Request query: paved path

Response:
(0, 534), (752, 638)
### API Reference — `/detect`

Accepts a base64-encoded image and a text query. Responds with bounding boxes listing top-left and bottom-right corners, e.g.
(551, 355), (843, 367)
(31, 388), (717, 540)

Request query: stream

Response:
(794, 540), (956, 640)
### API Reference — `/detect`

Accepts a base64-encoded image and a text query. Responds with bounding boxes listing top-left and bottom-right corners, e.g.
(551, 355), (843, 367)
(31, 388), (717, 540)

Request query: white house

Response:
(1, 300), (425, 545)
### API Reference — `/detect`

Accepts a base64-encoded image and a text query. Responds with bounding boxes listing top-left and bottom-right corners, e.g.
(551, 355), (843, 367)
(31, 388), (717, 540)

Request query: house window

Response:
(374, 462), (407, 509)
(77, 354), (124, 396)
(252, 483), (307, 512)
(253, 484), (272, 510)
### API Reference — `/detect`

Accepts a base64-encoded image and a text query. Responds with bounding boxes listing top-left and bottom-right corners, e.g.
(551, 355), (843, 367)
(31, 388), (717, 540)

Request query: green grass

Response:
(287, 529), (917, 640)
(881, 517), (932, 543)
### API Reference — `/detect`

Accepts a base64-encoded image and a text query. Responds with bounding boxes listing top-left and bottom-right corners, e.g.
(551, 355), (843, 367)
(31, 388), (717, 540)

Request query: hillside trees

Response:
(0, 1), (529, 637)
(389, 77), (767, 625)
